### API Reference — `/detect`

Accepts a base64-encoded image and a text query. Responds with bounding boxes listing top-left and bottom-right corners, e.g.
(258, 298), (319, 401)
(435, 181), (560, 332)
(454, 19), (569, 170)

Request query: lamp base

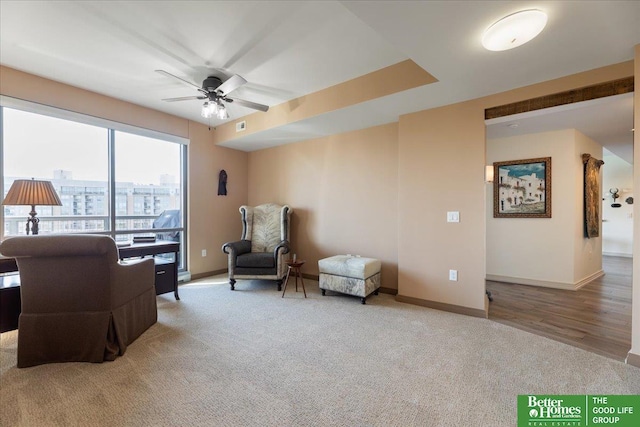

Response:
(26, 206), (39, 235)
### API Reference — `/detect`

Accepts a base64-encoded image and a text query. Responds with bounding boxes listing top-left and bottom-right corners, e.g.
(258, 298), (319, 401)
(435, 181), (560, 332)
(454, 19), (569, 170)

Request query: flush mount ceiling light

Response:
(482, 9), (548, 51)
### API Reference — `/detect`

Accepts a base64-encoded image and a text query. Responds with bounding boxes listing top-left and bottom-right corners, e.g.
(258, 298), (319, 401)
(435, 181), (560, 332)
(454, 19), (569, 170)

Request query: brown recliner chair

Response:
(0, 234), (157, 368)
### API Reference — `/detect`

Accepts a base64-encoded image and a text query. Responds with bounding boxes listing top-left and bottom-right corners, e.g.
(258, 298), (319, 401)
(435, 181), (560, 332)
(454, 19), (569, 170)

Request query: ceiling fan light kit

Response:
(157, 70), (269, 121)
(201, 101), (228, 120)
(482, 9), (547, 51)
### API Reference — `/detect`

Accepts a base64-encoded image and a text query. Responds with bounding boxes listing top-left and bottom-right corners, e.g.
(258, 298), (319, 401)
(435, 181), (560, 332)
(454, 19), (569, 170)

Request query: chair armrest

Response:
(274, 240), (290, 257)
(111, 258), (155, 307)
(222, 240), (251, 255)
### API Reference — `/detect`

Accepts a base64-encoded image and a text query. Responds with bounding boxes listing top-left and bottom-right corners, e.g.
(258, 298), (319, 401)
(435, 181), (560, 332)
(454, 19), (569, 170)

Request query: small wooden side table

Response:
(282, 260), (306, 298)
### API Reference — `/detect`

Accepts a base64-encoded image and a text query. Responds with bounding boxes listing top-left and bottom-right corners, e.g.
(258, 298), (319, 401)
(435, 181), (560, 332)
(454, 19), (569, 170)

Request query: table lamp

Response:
(2, 178), (63, 235)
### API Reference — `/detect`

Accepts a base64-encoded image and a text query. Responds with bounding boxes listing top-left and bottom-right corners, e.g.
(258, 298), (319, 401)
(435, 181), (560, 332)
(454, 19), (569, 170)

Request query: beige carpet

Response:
(2, 275), (640, 426)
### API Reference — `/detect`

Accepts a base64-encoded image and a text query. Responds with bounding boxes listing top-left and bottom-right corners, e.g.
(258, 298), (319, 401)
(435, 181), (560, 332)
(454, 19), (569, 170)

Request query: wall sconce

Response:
(485, 165), (494, 183)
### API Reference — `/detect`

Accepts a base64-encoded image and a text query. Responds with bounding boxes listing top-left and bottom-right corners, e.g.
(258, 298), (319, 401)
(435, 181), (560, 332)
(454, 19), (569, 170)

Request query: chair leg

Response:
(230, 278), (236, 291)
(276, 279), (283, 292)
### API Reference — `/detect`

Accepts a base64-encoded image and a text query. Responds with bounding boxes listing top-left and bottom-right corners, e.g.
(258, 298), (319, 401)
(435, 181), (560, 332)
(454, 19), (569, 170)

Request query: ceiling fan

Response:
(156, 70), (269, 120)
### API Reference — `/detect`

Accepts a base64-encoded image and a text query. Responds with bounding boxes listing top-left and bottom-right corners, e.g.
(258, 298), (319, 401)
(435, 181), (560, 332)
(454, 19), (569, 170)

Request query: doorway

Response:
(484, 89), (634, 362)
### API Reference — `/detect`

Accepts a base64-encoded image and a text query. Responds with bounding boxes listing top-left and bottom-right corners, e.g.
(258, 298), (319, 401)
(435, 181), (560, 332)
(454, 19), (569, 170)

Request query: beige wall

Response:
(630, 45), (640, 364)
(486, 129), (603, 289)
(395, 62), (633, 316)
(0, 65), (248, 277)
(398, 100), (487, 312)
(187, 121), (248, 276)
(246, 123), (399, 290)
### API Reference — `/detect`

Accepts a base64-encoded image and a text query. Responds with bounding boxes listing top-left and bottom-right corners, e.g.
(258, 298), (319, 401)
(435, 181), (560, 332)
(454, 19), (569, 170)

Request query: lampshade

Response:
(485, 165), (495, 183)
(482, 9), (547, 51)
(2, 179), (62, 207)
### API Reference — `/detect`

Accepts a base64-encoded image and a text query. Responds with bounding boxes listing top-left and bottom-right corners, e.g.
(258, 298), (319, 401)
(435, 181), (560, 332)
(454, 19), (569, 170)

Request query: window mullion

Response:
(108, 129), (116, 238)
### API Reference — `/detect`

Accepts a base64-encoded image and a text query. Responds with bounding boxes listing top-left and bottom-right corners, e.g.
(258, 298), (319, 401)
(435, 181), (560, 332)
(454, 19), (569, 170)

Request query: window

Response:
(1, 102), (187, 270)
(2, 108), (108, 234)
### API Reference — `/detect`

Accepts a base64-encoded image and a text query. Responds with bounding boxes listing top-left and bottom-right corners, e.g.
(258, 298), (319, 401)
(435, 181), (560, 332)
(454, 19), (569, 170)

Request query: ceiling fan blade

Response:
(228, 97), (269, 112)
(161, 96), (207, 102)
(156, 70), (207, 94)
(216, 74), (248, 96)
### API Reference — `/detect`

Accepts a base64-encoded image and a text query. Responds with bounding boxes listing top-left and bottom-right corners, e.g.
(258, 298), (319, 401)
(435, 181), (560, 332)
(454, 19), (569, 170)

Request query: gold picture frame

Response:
(493, 157), (551, 218)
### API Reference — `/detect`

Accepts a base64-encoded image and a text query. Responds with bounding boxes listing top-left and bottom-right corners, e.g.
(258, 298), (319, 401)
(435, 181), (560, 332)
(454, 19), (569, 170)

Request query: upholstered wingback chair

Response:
(0, 234), (157, 368)
(222, 204), (292, 291)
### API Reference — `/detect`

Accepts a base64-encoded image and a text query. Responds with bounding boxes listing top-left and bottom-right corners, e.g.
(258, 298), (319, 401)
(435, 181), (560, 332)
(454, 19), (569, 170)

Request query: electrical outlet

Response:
(449, 269), (458, 281)
(201, 249), (207, 257)
(447, 211), (460, 223)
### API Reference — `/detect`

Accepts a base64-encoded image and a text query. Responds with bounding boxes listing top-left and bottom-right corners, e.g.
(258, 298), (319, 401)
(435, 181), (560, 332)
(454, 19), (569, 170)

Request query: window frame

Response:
(0, 96), (189, 272)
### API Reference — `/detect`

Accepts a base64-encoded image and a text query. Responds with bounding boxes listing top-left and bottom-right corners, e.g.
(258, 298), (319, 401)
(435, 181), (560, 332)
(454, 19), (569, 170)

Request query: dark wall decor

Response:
(493, 157), (551, 218)
(218, 169), (228, 196)
(582, 153), (604, 238)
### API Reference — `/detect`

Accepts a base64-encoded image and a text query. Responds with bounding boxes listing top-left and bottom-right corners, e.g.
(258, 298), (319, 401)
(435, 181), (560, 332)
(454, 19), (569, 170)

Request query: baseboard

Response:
(625, 351), (640, 368)
(190, 269), (227, 281)
(603, 252), (632, 258)
(486, 270), (604, 290)
(574, 270), (605, 290)
(395, 294), (487, 318)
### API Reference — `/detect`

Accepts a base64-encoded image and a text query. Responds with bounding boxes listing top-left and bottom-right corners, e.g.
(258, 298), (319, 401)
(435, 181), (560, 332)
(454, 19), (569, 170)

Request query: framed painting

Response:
(493, 157), (551, 218)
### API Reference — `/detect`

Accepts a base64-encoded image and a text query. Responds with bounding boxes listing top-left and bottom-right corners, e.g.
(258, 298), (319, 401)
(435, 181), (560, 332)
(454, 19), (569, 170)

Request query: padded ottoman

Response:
(318, 255), (381, 304)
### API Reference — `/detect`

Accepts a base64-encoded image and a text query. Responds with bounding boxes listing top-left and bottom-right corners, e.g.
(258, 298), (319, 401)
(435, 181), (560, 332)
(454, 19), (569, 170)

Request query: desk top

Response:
(0, 241), (180, 272)
(118, 240), (180, 258)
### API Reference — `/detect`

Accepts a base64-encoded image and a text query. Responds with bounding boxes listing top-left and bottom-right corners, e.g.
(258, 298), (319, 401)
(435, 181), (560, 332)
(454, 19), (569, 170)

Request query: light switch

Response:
(447, 211), (460, 223)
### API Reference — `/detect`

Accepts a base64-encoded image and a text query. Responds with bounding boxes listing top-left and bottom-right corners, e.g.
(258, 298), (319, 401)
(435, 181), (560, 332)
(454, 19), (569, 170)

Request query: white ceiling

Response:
(1, 1), (639, 159)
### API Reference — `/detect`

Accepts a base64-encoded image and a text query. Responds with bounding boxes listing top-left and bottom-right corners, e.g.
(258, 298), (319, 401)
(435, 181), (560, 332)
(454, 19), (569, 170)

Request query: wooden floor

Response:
(487, 256), (632, 362)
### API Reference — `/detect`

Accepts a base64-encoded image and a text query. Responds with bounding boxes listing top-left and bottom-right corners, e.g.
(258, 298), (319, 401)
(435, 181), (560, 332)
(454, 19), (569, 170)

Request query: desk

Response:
(0, 241), (180, 333)
(0, 275), (20, 333)
(119, 241), (180, 300)
(0, 258), (20, 332)
(281, 260), (306, 298)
